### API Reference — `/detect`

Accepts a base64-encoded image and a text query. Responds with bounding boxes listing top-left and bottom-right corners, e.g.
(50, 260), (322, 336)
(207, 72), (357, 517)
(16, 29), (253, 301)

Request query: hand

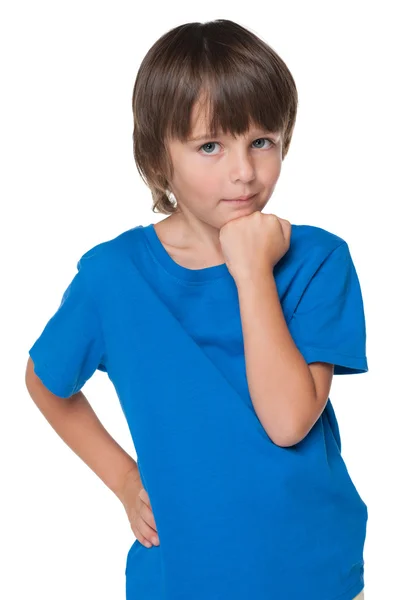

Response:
(118, 470), (160, 548)
(219, 211), (291, 281)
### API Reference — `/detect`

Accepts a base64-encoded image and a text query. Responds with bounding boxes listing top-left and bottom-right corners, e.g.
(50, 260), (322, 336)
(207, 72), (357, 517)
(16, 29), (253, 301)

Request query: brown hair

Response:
(132, 19), (298, 215)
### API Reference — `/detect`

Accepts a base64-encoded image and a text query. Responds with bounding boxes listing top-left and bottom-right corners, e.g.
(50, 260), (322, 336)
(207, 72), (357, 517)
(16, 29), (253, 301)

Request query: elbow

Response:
(255, 391), (320, 448)
(271, 434), (299, 448)
(266, 420), (310, 448)
(273, 435), (301, 448)
(263, 397), (320, 448)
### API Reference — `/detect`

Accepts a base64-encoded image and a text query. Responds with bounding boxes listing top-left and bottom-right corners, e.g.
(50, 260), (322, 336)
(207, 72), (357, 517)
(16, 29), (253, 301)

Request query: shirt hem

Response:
(328, 581), (364, 600)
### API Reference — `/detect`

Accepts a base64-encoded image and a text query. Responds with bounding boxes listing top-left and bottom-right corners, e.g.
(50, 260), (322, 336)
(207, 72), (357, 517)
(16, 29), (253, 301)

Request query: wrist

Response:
(235, 268), (275, 289)
(114, 464), (142, 504)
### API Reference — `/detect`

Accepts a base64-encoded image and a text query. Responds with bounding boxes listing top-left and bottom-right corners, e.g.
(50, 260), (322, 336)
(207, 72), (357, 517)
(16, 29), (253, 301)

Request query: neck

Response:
(170, 212), (224, 258)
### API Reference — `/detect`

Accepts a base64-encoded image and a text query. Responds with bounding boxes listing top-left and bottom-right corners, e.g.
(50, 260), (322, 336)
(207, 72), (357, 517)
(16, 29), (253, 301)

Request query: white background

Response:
(1, 1), (398, 598)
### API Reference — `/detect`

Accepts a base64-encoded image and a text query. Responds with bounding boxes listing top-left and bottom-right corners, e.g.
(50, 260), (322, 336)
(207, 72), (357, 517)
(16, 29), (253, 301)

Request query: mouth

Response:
(222, 194), (256, 203)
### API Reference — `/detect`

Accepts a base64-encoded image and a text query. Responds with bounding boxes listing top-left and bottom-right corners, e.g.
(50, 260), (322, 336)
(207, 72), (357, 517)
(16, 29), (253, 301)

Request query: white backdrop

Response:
(1, 1), (398, 598)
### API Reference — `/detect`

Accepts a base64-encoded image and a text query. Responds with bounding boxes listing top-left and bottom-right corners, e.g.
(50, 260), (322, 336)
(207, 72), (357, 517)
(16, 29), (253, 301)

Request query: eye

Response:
(198, 137), (275, 155)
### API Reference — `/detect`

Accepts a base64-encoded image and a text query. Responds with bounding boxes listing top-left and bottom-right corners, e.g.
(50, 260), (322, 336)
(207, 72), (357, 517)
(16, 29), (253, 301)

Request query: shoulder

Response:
(280, 224), (357, 323)
(76, 225), (144, 276)
(276, 224), (351, 303)
(290, 223), (347, 254)
(70, 226), (145, 302)
(284, 223), (349, 272)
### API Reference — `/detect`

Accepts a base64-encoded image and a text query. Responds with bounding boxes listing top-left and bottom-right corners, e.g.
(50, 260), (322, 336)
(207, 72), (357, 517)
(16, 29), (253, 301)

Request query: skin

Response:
(155, 97), (284, 266)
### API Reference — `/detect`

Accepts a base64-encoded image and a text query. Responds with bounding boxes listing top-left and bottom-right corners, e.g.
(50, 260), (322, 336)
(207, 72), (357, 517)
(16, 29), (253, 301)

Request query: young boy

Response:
(26, 19), (368, 600)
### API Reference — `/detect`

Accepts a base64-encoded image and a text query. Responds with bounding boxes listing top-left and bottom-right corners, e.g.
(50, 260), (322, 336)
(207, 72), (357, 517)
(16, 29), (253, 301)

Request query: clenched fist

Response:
(219, 211), (291, 281)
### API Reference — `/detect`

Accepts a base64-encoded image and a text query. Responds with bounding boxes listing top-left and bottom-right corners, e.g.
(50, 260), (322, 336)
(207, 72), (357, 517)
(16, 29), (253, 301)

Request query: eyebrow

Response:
(187, 130), (279, 142)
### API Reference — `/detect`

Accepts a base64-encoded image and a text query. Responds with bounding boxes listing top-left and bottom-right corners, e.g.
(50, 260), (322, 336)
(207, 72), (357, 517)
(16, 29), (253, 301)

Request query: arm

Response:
(236, 273), (334, 447)
(25, 357), (140, 502)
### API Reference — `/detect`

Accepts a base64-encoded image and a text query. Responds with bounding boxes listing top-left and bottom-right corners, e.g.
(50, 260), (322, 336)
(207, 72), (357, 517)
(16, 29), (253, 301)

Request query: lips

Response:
(222, 194), (255, 202)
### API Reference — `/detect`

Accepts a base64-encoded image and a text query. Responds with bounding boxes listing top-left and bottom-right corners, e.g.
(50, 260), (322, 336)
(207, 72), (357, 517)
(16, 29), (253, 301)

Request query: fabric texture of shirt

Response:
(29, 221), (368, 600)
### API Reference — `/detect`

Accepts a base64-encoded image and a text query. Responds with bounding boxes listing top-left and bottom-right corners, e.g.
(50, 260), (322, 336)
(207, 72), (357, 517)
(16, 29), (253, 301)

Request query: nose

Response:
(228, 149), (256, 183)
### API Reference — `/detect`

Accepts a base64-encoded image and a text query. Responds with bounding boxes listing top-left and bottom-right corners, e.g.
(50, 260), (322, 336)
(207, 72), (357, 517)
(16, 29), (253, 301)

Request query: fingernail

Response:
(152, 537), (159, 545)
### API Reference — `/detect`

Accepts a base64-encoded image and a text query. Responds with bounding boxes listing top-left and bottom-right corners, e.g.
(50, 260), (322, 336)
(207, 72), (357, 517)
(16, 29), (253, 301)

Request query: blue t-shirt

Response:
(29, 221), (368, 600)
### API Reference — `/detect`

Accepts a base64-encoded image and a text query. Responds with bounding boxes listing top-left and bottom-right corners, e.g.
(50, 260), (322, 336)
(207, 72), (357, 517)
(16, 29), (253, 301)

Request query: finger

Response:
(136, 517), (160, 546)
(132, 525), (150, 547)
(132, 526), (154, 548)
(140, 503), (158, 532)
(138, 487), (152, 508)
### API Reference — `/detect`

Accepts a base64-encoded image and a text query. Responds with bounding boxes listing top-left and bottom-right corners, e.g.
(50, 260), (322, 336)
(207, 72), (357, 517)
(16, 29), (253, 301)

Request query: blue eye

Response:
(198, 138), (275, 155)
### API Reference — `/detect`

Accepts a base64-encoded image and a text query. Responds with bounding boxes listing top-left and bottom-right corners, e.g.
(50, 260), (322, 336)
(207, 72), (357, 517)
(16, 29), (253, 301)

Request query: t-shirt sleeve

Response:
(287, 241), (368, 375)
(28, 259), (106, 398)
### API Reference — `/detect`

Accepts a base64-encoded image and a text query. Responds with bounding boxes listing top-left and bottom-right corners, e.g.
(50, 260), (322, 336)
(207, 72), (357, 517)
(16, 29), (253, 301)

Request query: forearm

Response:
(26, 363), (140, 501)
(236, 272), (317, 447)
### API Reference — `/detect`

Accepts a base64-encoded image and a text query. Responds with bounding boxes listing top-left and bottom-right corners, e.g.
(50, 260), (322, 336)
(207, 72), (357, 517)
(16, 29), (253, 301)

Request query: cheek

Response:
(190, 169), (220, 196)
(261, 160), (282, 184)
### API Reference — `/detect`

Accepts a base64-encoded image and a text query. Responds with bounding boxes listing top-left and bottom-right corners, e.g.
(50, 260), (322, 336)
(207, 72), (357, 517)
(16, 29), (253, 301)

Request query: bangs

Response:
(165, 58), (290, 144)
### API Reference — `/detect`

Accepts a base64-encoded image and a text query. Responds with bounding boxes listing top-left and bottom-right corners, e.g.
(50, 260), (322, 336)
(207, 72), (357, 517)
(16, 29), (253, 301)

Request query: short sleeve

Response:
(287, 242), (368, 375)
(28, 260), (106, 398)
